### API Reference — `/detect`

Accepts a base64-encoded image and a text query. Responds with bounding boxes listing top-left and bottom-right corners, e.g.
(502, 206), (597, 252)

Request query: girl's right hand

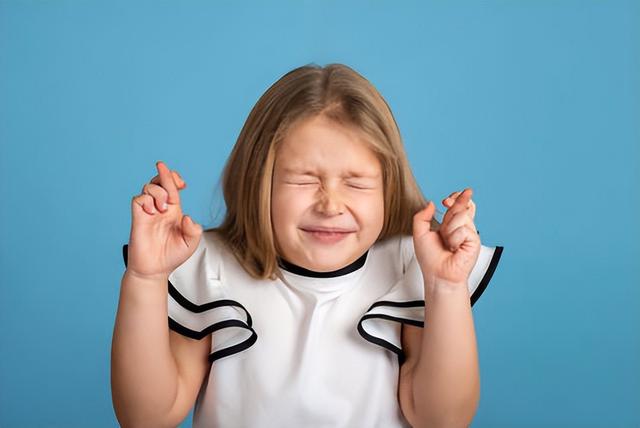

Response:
(126, 161), (203, 281)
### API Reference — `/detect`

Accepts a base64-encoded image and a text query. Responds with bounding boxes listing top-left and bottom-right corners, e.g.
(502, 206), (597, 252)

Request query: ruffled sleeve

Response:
(121, 235), (257, 363)
(358, 236), (504, 365)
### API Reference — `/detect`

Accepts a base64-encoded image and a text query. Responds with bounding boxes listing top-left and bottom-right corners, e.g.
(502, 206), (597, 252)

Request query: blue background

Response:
(1, 1), (638, 427)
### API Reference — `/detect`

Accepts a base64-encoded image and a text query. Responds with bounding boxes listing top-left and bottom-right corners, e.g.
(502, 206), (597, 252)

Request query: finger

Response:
(443, 194), (475, 214)
(443, 188), (473, 206)
(440, 209), (476, 237)
(150, 170), (186, 189)
(181, 214), (203, 248)
(156, 161), (181, 205)
(141, 183), (170, 212)
(412, 201), (436, 238)
(132, 194), (157, 215)
(444, 197), (476, 221)
(442, 191), (462, 206)
(446, 224), (479, 252)
(442, 188), (473, 224)
(467, 198), (476, 220)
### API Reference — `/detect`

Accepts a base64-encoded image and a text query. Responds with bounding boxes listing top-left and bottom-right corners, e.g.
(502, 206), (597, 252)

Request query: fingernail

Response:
(162, 202), (168, 210)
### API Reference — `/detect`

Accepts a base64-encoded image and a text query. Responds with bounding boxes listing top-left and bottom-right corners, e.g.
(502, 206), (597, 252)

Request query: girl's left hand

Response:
(412, 188), (481, 288)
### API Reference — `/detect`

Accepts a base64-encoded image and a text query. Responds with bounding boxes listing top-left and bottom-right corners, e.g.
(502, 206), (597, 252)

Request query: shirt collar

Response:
(277, 251), (369, 278)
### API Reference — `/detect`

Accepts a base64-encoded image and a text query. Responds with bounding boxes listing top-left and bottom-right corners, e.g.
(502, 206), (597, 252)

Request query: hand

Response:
(126, 161), (203, 281)
(412, 188), (481, 288)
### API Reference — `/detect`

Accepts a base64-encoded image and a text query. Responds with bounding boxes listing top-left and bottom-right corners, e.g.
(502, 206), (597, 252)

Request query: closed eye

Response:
(284, 180), (373, 189)
(346, 183), (373, 190)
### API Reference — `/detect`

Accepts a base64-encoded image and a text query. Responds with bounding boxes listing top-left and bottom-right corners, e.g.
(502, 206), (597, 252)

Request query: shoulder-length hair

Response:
(208, 63), (440, 280)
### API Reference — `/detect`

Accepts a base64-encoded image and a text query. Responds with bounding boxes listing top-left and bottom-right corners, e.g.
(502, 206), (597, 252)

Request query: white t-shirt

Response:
(122, 231), (504, 428)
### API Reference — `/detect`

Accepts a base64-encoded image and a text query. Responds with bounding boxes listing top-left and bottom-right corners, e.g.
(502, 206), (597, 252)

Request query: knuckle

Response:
(143, 183), (168, 199)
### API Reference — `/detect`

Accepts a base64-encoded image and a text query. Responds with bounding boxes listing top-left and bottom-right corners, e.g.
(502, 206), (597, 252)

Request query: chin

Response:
(304, 250), (356, 271)
(310, 260), (346, 272)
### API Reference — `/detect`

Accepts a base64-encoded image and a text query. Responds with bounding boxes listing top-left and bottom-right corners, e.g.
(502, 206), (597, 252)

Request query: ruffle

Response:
(121, 240), (257, 363)
(358, 239), (504, 365)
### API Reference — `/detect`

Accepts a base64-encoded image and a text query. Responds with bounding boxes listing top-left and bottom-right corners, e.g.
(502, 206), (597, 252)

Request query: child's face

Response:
(271, 115), (384, 272)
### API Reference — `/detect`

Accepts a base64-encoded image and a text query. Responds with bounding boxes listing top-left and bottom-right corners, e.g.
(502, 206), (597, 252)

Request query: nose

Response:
(315, 185), (345, 216)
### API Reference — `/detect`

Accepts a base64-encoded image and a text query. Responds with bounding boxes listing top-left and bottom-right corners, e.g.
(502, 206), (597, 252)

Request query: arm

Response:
(112, 161), (209, 427)
(111, 271), (211, 428)
(411, 280), (480, 428)
(404, 188), (483, 427)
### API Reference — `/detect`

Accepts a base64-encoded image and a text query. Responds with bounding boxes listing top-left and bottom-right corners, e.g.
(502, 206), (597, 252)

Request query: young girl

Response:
(111, 63), (504, 428)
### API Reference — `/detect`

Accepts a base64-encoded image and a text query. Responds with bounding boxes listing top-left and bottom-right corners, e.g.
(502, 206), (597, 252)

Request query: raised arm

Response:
(111, 161), (209, 427)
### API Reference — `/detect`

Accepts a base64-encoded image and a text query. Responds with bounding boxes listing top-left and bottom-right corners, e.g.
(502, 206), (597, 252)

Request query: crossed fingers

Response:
(136, 161), (186, 214)
(439, 188), (479, 251)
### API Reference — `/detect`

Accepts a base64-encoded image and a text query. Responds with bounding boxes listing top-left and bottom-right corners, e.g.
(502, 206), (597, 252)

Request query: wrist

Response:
(120, 270), (169, 305)
(123, 269), (169, 284)
(424, 278), (469, 299)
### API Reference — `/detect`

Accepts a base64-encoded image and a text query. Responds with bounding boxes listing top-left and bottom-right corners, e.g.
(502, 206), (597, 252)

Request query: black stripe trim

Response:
(209, 328), (258, 363)
(123, 244), (258, 362)
(277, 250), (368, 278)
(364, 299), (426, 312)
(168, 287), (254, 327)
(122, 244), (253, 326)
(358, 246), (504, 364)
(358, 300), (426, 365)
(358, 312), (424, 366)
(470, 245), (503, 307)
(168, 317), (258, 363)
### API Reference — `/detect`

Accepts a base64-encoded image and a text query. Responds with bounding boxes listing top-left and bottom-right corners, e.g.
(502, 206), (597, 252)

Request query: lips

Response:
(300, 226), (356, 244)
(300, 226), (356, 233)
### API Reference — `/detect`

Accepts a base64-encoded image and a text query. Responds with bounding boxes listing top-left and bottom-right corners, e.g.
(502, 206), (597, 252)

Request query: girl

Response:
(111, 63), (504, 428)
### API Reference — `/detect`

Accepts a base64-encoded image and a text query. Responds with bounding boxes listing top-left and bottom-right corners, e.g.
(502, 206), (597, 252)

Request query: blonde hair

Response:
(208, 63), (440, 280)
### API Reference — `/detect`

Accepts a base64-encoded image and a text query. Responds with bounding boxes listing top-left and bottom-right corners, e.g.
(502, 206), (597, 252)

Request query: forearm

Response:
(412, 281), (480, 428)
(111, 271), (179, 428)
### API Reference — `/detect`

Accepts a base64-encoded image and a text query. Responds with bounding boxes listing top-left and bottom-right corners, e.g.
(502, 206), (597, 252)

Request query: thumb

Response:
(412, 201), (436, 238)
(181, 214), (203, 248)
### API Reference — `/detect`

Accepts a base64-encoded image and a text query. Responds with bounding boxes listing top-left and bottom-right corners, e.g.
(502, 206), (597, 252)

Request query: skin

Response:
(113, 161), (208, 427)
(271, 114), (385, 272)
(400, 189), (483, 427)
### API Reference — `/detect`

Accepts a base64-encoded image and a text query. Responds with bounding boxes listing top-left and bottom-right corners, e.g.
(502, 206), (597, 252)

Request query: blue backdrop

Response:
(1, 1), (638, 427)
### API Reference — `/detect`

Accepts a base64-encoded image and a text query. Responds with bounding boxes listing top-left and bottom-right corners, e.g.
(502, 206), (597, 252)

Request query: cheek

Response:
(352, 193), (385, 225)
(272, 187), (308, 227)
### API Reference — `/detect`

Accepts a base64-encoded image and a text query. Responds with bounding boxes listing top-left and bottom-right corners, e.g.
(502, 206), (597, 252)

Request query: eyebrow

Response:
(282, 167), (380, 179)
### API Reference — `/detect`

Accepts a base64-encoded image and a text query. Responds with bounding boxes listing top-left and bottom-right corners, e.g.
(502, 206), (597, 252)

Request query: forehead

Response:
(276, 116), (381, 176)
